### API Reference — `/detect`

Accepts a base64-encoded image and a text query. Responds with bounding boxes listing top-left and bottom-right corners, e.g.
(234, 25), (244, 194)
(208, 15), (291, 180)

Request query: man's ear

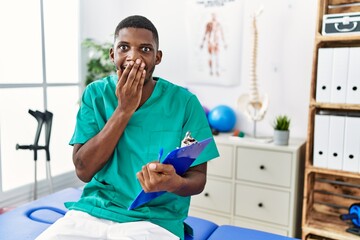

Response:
(109, 48), (115, 63)
(155, 50), (163, 65)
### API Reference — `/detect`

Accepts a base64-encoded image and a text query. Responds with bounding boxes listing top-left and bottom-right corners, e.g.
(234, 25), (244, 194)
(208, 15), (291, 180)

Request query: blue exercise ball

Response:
(208, 105), (236, 132)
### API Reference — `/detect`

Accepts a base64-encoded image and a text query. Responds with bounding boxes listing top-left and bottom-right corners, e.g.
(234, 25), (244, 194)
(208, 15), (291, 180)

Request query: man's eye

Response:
(119, 45), (128, 51)
(142, 47), (151, 52)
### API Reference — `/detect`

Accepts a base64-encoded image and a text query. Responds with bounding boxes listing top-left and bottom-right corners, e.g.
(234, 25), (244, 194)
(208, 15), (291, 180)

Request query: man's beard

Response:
(144, 66), (155, 85)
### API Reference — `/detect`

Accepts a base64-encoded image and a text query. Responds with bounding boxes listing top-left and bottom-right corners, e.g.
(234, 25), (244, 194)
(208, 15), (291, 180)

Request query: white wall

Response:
(80, 0), (317, 139)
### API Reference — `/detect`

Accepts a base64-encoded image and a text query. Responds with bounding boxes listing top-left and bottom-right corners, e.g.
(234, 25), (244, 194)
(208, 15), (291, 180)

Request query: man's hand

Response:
(115, 59), (146, 114)
(136, 162), (184, 193)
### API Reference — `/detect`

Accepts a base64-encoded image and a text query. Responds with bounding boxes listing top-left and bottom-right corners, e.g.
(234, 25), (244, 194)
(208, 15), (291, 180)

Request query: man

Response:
(36, 15), (218, 240)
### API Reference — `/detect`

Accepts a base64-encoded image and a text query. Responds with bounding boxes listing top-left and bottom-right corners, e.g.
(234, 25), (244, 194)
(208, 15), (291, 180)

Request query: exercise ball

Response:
(208, 105), (236, 132)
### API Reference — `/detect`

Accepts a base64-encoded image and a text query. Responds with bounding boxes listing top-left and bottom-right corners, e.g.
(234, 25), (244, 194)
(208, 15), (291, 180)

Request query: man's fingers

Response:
(133, 62), (146, 88)
(137, 165), (154, 192)
(136, 171), (143, 183)
(148, 163), (174, 174)
(136, 163), (178, 193)
(116, 61), (134, 96)
(138, 69), (146, 91)
(115, 70), (121, 98)
(136, 171), (149, 192)
(126, 59), (142, 87)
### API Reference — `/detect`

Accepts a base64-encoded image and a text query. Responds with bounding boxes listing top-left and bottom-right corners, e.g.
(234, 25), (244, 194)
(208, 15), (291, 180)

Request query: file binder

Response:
(327, 115), (345, 170)
(128, 137), (213, 210)
(346, 47), (360, 104)
(316, 48), (333, 103)
(343, 116), (360, 172)
(330, 48), (349, 104)
(313, 114), (330, 168)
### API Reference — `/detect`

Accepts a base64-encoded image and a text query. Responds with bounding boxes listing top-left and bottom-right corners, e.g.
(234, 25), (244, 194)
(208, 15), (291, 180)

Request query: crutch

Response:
(43, 110), (53, 194)
(16, 109), (53, 200)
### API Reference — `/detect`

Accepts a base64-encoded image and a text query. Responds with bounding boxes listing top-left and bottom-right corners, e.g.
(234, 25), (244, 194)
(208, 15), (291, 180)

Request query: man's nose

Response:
(127, 48), (141, 60)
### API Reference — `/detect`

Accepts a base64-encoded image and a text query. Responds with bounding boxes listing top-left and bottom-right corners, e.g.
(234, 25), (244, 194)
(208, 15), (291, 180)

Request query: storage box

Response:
(322, 12), (360, 35)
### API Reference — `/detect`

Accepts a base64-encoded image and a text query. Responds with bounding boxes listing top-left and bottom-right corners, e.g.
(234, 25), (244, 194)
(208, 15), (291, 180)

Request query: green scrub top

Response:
(66, 76), (219, 239)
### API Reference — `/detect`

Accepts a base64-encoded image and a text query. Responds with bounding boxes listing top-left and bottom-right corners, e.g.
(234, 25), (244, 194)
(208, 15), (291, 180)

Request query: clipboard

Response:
(128, 137), (213, 210)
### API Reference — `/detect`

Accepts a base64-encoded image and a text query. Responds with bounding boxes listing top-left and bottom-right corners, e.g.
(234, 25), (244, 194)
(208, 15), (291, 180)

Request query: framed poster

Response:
(186, 0), (244, 86)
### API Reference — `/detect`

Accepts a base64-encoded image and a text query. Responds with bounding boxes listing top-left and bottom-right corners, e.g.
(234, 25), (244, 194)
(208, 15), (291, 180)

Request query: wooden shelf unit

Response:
(302, 0), (360, 239)
(302, 171), (360, 240)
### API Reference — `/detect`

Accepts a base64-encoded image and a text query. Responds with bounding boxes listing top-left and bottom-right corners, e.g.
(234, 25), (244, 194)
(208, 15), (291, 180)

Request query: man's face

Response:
(110, 27), (162, 83)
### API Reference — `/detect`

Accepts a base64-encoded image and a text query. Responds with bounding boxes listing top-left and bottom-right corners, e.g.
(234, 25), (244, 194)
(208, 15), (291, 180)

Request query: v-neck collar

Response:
(138, 77), (164, 110)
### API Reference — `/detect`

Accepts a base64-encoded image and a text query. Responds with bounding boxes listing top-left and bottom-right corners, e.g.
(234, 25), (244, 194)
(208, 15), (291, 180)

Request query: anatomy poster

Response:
(186, 0), (243, 86)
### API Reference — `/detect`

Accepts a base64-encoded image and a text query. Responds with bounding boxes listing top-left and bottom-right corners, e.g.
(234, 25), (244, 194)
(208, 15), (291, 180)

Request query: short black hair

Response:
(114, 15), (159, 49)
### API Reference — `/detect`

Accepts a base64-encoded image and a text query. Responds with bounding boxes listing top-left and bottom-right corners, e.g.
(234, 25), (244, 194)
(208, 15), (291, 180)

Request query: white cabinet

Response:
(189, 135), (305, 238)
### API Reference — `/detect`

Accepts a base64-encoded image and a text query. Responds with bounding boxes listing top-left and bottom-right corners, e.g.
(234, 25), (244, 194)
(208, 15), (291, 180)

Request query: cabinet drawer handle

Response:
(258, 203), (263, 208)
(204, 192), (210, 197)
(259, 165), (265, 170)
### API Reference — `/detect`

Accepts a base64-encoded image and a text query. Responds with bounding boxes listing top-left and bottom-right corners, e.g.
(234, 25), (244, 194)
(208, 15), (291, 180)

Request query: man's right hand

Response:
(115, 59), (146, 114)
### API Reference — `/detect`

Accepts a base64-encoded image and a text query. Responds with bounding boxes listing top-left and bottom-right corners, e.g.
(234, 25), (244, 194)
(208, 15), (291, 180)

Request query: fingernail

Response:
(149, 163), (156, 170)
(136, 59), (141, 64)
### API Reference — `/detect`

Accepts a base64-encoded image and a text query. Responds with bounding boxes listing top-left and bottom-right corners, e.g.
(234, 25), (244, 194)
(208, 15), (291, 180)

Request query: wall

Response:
(80, 0), (317, 139)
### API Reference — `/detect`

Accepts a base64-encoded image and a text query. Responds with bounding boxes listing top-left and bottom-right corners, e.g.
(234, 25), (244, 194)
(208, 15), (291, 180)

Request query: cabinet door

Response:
(236, 147), (292, 187)
(191, 179), (232, 214)
(235, 184), (290, 226)
(208, 144), (233, 178)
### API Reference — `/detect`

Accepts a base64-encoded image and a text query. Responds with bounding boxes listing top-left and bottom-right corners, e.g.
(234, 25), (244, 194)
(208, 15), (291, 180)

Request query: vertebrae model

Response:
(238, 6), (268, 122)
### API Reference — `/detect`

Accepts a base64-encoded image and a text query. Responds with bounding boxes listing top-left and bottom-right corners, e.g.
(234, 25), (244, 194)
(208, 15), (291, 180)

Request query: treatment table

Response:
(0, 188), (299, 240)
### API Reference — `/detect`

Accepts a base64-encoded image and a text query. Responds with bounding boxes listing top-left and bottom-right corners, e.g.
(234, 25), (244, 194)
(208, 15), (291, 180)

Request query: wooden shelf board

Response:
(310, 102), (360, 111)
(305, 166), (360, 179)
(316, 34), (360, 44)
(303, 209), (357, 240)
